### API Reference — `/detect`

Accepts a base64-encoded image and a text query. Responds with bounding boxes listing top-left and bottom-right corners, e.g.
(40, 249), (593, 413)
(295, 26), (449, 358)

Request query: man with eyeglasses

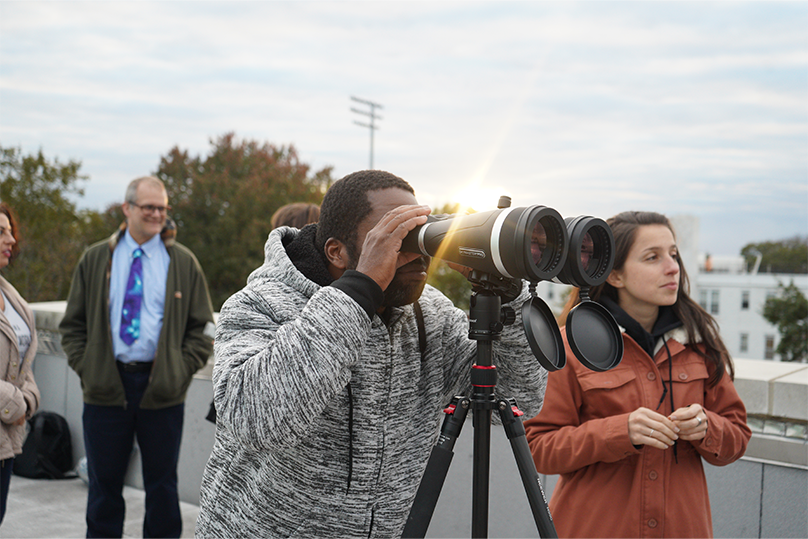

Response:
(60, 176), (215, 538)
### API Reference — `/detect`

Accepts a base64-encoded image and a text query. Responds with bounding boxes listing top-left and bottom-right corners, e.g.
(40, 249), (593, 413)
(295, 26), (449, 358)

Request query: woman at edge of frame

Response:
(0, 202), (40, 525)
(524, 210), (751, 538)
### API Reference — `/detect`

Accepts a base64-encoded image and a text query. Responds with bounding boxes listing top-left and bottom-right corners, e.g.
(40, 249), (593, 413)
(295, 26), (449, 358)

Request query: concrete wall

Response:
(27, 302), (808, 538)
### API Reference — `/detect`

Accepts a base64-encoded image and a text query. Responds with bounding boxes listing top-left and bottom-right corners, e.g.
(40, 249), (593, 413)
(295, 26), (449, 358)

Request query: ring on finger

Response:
(649, 429), (654, 437)
(696, 416), (702, 426)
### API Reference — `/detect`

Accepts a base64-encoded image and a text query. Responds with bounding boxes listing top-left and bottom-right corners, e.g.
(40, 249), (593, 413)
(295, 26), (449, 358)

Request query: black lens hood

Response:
(565, 299), (623, 372)
(521, 296), (566, 371)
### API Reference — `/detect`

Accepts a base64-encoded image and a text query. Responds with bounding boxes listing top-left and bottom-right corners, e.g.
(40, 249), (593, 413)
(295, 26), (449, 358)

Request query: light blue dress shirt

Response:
(109, 230), (170, 363)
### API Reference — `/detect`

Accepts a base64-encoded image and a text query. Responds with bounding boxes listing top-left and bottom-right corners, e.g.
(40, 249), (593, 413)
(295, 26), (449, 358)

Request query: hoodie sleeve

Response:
(212, 281), (373, 452)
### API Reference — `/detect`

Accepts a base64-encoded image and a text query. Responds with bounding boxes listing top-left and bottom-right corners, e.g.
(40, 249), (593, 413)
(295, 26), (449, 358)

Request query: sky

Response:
(1, 0), (806, 257)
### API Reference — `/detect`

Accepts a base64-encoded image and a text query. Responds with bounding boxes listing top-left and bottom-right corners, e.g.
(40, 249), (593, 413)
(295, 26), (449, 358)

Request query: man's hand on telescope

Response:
(356, 204), (431, 291)
(446, 261), (472, 279)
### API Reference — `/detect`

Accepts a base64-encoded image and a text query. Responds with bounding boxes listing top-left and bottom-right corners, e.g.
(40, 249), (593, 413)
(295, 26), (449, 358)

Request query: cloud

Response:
(0, 0), (805, 256)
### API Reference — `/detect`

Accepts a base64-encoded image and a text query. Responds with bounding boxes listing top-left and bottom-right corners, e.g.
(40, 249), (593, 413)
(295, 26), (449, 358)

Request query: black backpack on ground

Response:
(13, 411), (77, 480)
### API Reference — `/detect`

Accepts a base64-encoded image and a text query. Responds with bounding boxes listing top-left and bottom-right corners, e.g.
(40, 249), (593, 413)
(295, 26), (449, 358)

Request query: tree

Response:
(762, 281), (808, 362)
(741, 236), (808, 274)
(155, 133), (333, 309)
(0, 145), (103, 302)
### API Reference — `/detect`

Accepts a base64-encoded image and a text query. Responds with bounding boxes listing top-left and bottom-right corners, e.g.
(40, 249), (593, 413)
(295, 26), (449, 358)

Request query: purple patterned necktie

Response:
(120, 247), (144, 345)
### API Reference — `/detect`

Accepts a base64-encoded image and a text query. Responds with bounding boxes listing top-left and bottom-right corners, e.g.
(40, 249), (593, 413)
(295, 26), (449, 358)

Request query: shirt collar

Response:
(122, 229), (162, 258)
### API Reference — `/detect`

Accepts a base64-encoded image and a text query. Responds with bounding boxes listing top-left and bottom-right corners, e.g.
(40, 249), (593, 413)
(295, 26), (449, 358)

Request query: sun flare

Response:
(452, 185), (511, 215)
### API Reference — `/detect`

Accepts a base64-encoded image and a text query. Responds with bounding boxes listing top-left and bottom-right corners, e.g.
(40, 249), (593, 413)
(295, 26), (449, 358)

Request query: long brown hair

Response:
(559, 211), (733, 386)
(0, 202), (22, 262)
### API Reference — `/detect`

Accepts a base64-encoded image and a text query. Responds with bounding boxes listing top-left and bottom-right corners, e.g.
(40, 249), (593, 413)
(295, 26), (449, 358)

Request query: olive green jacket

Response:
(59, 224), (214, 409)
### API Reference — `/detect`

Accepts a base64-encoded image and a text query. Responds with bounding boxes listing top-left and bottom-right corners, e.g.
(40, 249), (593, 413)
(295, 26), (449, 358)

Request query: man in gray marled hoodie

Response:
(196, 170), (546, 538)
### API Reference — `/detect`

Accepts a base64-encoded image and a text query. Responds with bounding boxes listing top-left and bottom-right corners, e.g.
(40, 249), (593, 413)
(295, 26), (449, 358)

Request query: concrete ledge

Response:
(745, 434), (808, 468)
(773, 367), (808, 421)
(733, 358), (808, 420)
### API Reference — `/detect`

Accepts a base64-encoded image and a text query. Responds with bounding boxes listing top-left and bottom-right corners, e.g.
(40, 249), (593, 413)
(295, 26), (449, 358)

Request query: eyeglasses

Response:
(130, 202), (171, 215)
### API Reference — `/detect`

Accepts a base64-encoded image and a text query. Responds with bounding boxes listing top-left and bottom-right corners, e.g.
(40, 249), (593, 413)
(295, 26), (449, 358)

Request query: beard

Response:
(345, 236), (431, 307)
(382, 257), (431, 308)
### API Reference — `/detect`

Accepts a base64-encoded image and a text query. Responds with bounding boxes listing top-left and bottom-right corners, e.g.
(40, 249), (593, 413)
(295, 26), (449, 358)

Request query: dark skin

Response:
(324, 188), (432, 313)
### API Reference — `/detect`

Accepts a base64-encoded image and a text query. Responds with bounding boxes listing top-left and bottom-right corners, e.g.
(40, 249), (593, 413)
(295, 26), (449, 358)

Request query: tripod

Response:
(403, 285), (558, 539)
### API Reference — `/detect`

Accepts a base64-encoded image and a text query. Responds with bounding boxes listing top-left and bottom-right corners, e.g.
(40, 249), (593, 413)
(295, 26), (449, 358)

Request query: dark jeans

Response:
(83, 366), (184, 538)
(0, 457), (13, 525)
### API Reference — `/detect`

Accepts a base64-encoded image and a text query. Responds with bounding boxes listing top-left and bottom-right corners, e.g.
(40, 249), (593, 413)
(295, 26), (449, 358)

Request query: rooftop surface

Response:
(1, 476), (199, 538)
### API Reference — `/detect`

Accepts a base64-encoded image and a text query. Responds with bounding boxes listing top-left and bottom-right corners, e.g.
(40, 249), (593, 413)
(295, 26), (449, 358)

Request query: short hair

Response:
(125, 176), (166, 204)
(316, 170), (414, 257)
(271, 203), (321, 229)
(0, 202), (21, 261)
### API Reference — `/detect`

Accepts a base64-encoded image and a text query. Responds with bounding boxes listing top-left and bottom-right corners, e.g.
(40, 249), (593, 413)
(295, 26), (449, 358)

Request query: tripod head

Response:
(467, 271), (520, 344)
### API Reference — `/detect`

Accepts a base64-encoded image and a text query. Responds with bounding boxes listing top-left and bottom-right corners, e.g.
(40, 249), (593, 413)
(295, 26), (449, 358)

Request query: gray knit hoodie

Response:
(195, 225), (546, 538)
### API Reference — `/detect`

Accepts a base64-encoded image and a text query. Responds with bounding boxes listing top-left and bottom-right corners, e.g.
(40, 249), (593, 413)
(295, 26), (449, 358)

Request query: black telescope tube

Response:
(554, 215), (615, 288)
(401, 206), (569, 282)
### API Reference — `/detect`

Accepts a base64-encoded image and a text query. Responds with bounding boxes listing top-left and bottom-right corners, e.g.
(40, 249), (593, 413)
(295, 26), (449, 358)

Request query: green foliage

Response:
(761, 281), (808, 362)
(0, 145), (102, 302)
(425, 203), (472, 311)
(155, 133), (334, 309)
(741, 236), (808, 274)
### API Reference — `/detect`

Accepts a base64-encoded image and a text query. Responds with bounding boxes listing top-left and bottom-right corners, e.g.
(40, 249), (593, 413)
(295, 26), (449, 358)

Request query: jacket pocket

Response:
(146, 346), (193, 406)
(670, 359), (709, 405)
(80, 343), (122, 403)
(577, 367), (639, 419)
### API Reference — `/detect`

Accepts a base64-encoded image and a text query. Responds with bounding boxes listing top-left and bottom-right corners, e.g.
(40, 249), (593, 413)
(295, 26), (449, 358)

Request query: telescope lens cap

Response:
(521, 296), (566, 371)
(565, 300), (623, 372)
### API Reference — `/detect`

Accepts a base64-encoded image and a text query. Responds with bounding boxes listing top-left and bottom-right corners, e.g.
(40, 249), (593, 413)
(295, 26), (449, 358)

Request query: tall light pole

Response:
(350, 96), (383, 169)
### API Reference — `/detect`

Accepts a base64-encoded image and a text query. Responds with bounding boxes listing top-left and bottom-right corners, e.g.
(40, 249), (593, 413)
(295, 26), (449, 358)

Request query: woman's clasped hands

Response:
(628, 403), (708, 450)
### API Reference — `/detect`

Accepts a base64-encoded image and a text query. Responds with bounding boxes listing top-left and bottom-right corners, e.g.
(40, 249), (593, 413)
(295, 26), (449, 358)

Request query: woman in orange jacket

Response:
(525, 211), (751, 538)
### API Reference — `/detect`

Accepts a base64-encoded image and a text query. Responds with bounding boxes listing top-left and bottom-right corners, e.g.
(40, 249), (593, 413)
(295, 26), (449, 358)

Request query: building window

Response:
(740, 333), (749, 354)
(741, 291), (750, 310)
(699, 290), (708, 310)
(765, 335), (775, 360)
(710, 290), (720, 315)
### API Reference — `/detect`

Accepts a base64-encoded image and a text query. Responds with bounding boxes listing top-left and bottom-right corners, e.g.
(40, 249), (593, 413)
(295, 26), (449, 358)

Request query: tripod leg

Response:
(403, 397), (470, 538)
(472, 406), (492, 538)
(497, 398), (558, 539)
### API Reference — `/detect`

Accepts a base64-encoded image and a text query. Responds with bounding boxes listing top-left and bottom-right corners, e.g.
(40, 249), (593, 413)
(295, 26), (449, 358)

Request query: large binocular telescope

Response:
(401, 197), (624, 373)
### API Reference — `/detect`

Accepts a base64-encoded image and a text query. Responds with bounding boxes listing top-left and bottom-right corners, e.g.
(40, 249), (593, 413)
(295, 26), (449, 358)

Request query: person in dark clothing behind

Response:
(60, 176), (215, 538)
(270, 202), (321, 230)
(195, 170), (547, 538)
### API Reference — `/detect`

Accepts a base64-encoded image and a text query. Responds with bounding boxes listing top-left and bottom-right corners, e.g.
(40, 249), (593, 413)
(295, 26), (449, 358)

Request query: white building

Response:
(697, 263), (807, 362)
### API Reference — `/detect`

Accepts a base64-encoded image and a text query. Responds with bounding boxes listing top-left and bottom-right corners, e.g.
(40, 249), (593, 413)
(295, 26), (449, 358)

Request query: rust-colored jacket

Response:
(525, 327), (750, 538)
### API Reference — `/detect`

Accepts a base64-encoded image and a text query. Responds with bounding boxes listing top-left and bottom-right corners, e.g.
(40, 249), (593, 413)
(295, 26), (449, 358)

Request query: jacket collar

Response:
(600, 296), (695, 358)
